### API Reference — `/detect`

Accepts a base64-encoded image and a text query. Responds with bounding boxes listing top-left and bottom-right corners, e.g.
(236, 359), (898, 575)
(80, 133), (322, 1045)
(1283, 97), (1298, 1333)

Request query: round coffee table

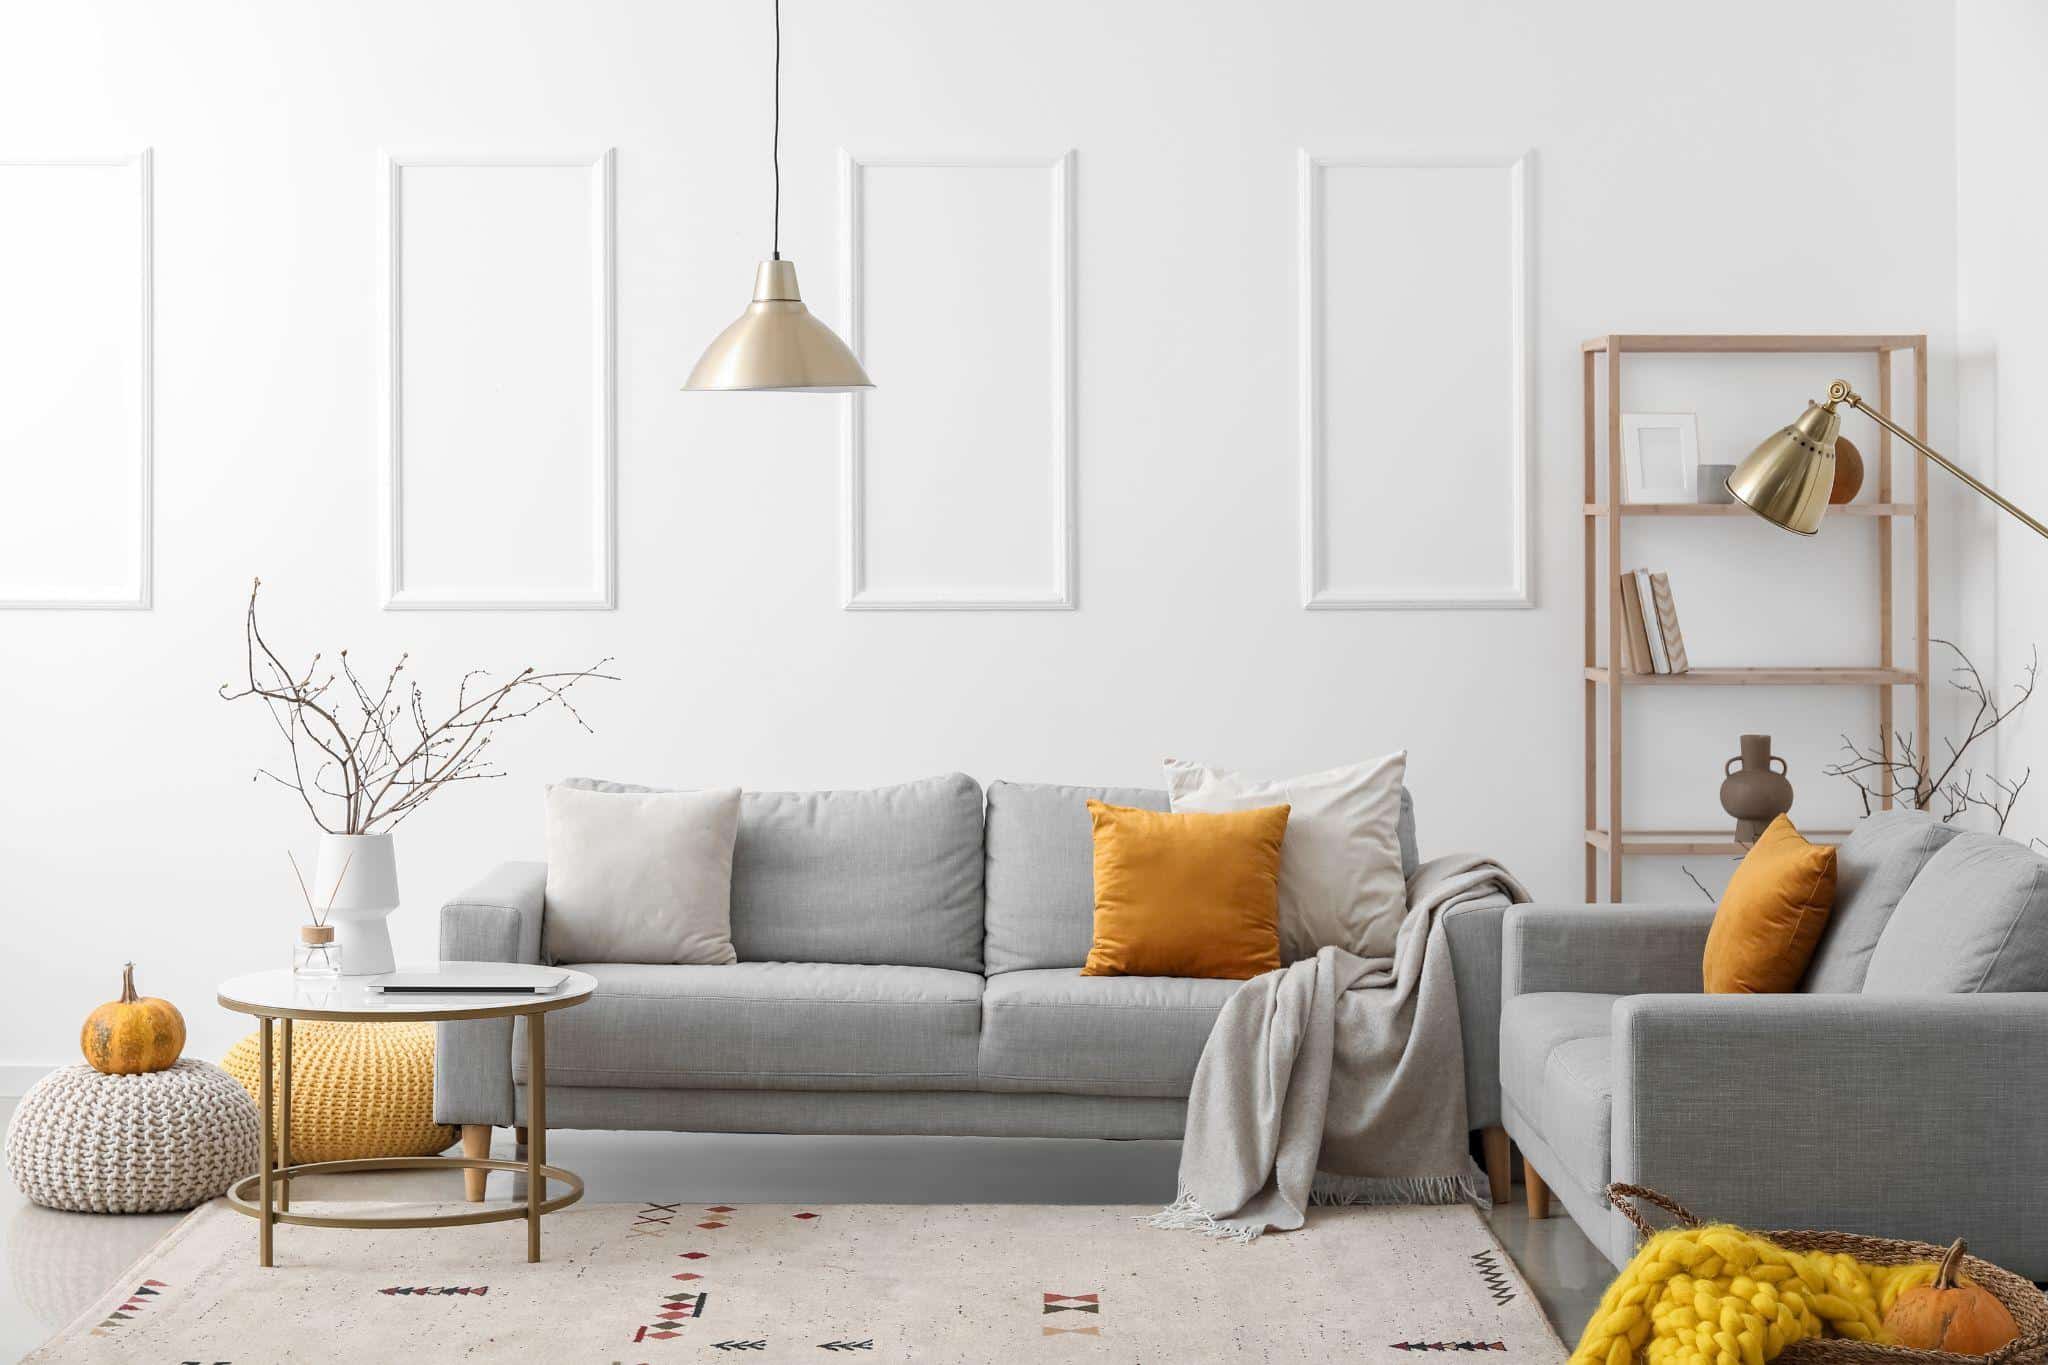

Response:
(216, 963), (594, 1267)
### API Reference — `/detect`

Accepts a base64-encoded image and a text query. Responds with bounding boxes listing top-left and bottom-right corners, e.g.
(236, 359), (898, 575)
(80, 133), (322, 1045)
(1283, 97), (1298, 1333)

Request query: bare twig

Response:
(222, 579), (616, 834)
(1824, 640), (2037, 834)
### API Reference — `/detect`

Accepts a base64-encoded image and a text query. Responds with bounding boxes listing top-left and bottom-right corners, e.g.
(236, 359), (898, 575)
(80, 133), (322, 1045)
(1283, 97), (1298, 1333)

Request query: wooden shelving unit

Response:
(1582, 333), (1931, 901)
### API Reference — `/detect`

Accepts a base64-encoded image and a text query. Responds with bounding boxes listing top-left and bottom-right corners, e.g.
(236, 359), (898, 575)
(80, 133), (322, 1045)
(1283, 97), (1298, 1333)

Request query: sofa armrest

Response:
(1443, 891), (1510, 1129)
(433, 862), (546, 1127)
(1503, 904), (1712, 998)
(1612, 993), (2048, 1278)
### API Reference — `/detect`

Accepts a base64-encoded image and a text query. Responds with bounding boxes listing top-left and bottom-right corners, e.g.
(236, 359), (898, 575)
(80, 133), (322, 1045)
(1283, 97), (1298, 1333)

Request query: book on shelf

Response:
(1649, 572), (1689, 673)
(1616, 568), (1689, 675)
(1633, 568), (1670, 673)
(1618, 572), (1655, 674)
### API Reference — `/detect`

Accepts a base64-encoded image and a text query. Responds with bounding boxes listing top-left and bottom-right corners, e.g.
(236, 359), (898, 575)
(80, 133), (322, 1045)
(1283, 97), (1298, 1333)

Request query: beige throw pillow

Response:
(1164, 752), (1409, 960)
(543, 784), (742, 965)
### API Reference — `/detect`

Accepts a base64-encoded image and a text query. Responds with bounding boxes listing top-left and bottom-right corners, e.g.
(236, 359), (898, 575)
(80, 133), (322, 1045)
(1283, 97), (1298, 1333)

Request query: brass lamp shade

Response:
(1724, 400), (1842, 535)
(682, 259), (872, 393)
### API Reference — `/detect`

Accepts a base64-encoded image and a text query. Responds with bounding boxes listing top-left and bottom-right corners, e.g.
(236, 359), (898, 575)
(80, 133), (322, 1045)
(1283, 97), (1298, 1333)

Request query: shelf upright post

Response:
(1877, 349), (1896, 807)
(1583, 346), (1599, 899)
(1913, 338), (1932, 785)
(1606, 336), (1625, 901)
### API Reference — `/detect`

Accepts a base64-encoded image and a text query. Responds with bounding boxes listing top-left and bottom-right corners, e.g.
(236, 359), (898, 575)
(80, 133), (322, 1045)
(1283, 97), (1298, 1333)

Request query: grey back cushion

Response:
(982, 780), (1419, 975)
(1862, 831), (2048, 993)
(1802, 809), (1961, 993)
(559, 774), (985, 973)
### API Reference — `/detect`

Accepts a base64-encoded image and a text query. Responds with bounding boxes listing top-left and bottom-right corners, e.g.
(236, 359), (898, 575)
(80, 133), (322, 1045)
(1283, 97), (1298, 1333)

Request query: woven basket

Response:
(1606, 1183), (2048, 1365)
(221, 1020), (455, 1162)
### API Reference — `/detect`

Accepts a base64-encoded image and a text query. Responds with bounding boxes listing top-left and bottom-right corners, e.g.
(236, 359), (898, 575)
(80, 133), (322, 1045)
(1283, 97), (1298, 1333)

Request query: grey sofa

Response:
(1501, 810), (2048, 1278)
(435, 773), (1514, 1192)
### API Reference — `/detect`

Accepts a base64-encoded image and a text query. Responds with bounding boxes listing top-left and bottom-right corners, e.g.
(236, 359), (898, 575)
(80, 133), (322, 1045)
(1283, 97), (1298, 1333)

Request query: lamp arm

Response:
(1834, 383), (2048, 542)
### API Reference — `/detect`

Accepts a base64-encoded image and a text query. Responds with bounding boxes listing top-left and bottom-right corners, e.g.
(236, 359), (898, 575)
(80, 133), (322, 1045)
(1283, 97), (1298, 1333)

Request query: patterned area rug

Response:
(27, 1199), (1565, 1362)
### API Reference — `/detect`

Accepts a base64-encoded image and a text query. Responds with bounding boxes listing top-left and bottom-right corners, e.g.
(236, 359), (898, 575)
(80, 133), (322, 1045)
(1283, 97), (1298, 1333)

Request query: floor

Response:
(0, 1100), (1610, 1360)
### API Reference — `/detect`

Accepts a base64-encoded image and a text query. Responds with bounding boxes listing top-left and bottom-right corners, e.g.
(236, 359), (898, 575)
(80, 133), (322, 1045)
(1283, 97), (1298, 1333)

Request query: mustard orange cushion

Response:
(1081, 800), (1289, 979)
(1702, 814), (1837, 993)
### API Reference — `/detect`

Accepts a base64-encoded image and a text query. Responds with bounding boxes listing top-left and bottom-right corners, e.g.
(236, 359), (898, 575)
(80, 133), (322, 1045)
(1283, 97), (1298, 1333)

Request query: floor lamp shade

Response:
(1725, 400), (1840, 536)
(682, 260), (872, 393)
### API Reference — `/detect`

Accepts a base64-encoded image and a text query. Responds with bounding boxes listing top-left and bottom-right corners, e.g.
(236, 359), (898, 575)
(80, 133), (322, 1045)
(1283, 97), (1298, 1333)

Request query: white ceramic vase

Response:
(311, 832), (400, 976)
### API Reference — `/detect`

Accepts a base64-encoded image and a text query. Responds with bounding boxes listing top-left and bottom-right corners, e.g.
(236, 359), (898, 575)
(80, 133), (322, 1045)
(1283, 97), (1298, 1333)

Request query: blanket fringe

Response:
(1142, 1190), (1263, 1243)
(1146, 1166), (1490, 1243)
(1308, 1167), (1490, 1211)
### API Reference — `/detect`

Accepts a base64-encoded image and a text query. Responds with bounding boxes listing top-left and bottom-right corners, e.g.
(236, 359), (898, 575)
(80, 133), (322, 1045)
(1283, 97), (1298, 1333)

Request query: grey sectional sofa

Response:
(435, 773), (1515, 1185)
(1501, 810), (2048, 1279)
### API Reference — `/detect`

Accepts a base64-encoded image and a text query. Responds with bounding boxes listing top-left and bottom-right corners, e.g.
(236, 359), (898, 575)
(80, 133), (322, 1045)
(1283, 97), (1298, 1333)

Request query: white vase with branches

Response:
(222, 579), (615, 974)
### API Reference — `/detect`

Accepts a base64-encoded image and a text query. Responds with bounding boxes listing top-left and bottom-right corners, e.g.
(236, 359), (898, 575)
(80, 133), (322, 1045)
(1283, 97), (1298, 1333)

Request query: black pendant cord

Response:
(770, 0), (781, 260)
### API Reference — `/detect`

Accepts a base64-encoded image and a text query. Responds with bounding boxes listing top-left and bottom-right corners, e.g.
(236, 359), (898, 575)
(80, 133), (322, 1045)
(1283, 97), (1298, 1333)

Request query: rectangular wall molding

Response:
(1298, 151), (1532, 609)
(839, 151), (1076, 610)
(0, 151), (152, 609)
(380, 150), (616, 610)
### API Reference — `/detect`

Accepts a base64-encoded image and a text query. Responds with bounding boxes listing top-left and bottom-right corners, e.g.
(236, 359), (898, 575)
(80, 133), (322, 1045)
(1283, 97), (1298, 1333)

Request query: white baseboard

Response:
(0, 1063), (55, 1098)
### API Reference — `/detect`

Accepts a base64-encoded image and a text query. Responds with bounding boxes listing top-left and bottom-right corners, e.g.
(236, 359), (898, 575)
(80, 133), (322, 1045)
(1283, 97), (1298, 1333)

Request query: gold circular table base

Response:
(225, 1155), (584, 1230)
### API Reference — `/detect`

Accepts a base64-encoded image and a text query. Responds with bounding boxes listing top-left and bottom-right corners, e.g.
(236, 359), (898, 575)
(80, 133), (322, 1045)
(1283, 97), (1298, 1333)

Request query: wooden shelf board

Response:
(1584, 666), (1921, 687)
(1580, 333), (1924, 354)
(1583, 502), (1914, 518)
(1586, 828), (1853, 856)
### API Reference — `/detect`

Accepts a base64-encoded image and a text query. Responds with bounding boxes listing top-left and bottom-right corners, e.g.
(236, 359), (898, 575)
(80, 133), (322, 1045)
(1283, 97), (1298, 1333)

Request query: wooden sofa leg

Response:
(1481, 1126), (1513, 1206)
(462, 1124), (492, 1202)
(1524, 1161), (1552, 1219)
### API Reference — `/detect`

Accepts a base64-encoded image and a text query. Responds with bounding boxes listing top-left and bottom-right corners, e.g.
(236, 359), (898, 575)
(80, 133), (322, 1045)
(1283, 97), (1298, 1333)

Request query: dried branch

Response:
(221, 579), (616, 834)
(1824, 640), (2037, 834)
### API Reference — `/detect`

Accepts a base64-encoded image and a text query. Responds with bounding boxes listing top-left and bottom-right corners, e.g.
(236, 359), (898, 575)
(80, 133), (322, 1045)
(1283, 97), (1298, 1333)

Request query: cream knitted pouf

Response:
(5, 1060), (261, 1213)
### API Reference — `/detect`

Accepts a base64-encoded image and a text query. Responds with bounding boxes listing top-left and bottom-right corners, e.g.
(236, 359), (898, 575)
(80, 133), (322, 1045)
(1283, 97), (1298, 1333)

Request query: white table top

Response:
(217, 962), (596, 1022)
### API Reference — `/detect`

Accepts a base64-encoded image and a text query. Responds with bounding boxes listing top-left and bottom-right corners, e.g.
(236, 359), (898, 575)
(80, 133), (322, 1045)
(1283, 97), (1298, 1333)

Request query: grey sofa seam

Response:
(518, 1067), (981, 1080)
(977, 1072), (1186, 1084)
(981, 1001), (1228, 1013)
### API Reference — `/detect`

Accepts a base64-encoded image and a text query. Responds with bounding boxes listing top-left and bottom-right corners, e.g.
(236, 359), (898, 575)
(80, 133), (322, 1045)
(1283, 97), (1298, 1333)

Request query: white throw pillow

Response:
(543, 784), (743, 965)
(1164, 752), (1409, 961)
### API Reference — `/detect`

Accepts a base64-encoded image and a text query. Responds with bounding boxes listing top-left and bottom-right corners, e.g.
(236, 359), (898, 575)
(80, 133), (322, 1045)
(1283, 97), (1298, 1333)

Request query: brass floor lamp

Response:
(1727, 379), (2048, 539)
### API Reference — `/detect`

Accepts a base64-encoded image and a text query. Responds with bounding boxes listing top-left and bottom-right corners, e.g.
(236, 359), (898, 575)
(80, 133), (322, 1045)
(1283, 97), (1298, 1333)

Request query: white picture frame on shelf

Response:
(1620, 413), (1701, 504)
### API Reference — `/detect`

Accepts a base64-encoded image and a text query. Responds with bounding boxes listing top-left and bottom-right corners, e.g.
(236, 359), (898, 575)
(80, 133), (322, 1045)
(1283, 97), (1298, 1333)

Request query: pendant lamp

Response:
(683, 0), (872, 393)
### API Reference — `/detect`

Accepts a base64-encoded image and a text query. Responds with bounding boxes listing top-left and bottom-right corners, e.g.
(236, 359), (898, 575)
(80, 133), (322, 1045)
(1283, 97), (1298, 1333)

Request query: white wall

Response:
(0, 0), (1963, 1070)
(1958, 0), (2048, 845)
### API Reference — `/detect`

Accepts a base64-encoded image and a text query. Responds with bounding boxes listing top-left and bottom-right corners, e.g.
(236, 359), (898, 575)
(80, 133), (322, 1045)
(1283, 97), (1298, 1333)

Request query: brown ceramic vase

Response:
(1719, 733), (1794, 843)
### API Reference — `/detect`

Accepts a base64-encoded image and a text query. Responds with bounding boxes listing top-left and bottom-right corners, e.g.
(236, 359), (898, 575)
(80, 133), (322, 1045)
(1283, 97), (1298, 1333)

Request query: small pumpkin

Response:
(1883, 1239), (2021, 1354)
(80, 962), (186, 1075)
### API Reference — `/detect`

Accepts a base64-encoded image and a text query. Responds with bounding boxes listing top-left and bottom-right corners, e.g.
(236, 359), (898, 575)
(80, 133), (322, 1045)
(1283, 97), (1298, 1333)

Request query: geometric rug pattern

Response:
(27, 1200), (1565, 1362)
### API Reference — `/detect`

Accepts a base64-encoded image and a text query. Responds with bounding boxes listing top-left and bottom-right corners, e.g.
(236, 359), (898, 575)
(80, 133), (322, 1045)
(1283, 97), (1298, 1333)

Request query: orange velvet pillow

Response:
(1702, 814), (1837, 993)
(1081, 800), (1289, 979)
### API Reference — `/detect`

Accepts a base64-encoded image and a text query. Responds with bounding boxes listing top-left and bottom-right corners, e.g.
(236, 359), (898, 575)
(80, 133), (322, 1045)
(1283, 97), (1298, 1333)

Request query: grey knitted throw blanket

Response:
(1151, 853), (1530, 1241)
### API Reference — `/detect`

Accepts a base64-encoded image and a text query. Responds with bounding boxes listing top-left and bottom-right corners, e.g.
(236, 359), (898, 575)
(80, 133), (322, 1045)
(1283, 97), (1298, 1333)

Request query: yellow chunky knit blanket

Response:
(1572, 1224), (1942, 1365)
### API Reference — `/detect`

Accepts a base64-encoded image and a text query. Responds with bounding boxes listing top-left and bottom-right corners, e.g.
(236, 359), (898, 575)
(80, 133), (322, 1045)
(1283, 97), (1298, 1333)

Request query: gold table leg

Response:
(256, 1016), (274, 1267)
(279, 1018), (293, 1213)
(526, 1013), (546, 1263)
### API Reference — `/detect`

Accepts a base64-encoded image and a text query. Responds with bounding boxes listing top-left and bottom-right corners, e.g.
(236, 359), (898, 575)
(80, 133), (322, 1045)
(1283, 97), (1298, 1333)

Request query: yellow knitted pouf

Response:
(220, 1021), (456, 1161)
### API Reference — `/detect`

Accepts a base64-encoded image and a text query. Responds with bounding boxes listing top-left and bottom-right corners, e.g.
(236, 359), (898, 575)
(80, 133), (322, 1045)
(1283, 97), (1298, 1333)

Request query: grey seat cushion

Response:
(977, 969), (1242, 1097)
(1500, 992), (1618, 1194)
(514, 961), (983, 1091)
(982, 780), (1420, 974)
(561, 773), (985, 972)
(1803, 810), (1961, 993)
(1864, 832), (2048, 993)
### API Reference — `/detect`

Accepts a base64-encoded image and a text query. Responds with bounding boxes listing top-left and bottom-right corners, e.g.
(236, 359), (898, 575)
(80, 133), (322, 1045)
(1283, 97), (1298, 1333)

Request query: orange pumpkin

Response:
(80, 962), (185, 1075)
(1884, 1239), (2022, 1355)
